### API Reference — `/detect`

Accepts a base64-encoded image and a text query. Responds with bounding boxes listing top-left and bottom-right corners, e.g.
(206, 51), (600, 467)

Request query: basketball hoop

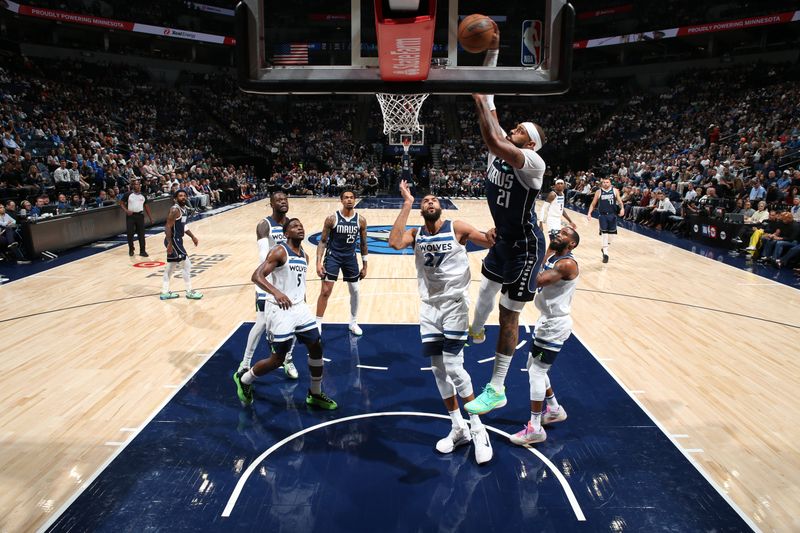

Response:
(376, 93), (429, 135)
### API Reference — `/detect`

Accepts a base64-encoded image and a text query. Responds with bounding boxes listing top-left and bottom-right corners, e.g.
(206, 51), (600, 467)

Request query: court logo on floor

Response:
(308, 225), (485, 255)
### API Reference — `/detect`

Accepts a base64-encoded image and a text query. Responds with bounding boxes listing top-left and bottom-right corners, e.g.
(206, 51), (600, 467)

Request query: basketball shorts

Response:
(267, 301), (319, 346)
(598, 213), (618, 235)
(530, 314), (572, 365)
(324, 253), (360, 282)
(546, 217), (564, 233)
(420, 296), (470, 357)
(164, 235), (188, 262)
(480, 228), (546, 303)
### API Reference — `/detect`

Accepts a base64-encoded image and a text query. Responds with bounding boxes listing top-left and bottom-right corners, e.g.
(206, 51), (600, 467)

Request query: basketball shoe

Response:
(185, 290), (203, 300)
(306, 390), (338, 410)
(160, 291), (179, 300)
(464, 384), (507, 415)
(282, 360), (299, 380)
(233, 369), (253, 407)
(349, 322), (363, 336)
(541, 405), (567, 425)
(436, 424), (471, 453)
(471, 426), (493, 464)
(510, 422), (546, 446)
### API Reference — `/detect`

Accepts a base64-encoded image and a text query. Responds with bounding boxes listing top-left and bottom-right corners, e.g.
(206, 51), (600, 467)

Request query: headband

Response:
(521, 122), (543, 152)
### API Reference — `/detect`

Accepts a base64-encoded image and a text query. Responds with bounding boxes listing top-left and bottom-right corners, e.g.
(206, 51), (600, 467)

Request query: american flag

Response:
(273, 43), (309, 65)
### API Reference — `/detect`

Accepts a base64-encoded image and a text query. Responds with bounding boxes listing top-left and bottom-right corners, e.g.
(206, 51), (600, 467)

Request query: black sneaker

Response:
(140, 251), (149, 257)
(306, 390), (338, 410)
(129, 249), (135, 256)
(602, 250), (609, 263)
(233, 369), (254, 407)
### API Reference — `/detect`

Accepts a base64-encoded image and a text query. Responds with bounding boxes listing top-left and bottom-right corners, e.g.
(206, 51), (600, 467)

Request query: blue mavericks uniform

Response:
(324, 211), (361, 282)
(165, 205), (188, 262)
(597, 187), (618, 234)
(481, 151), (546, 302)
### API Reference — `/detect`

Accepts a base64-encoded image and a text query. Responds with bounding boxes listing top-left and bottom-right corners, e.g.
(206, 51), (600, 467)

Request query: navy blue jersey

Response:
(485, 149), (545, 240)
(598, 187), (617, 215)
(327, 211), (360, 257)
(173, 205), (188, 239)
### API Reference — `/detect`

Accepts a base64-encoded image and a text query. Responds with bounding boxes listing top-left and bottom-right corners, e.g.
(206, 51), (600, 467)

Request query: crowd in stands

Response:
(558, 63), (800, 270)
(0, 56), (258, 263)
(3, 50), (800, 273)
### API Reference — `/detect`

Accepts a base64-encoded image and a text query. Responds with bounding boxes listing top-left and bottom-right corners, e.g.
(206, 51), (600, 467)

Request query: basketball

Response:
(458, 14), (496, 53)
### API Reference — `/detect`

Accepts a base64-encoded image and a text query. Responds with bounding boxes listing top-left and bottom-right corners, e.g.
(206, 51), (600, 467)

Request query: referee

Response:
(120, 180), (153, 257)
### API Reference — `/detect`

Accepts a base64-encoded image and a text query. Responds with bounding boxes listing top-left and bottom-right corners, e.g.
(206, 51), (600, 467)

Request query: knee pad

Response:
(526, 355), (550, 401)
(430, 355), (455, 399)
(444, 354), (473, 398)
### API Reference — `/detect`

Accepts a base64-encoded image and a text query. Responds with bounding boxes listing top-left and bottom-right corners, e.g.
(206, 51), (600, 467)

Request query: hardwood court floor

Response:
(0, 197), (798, 532)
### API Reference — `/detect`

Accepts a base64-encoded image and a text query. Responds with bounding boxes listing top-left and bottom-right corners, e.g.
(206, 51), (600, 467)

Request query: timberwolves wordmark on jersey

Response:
(414, 220), (470, 304)
(267, 243), (308, 306)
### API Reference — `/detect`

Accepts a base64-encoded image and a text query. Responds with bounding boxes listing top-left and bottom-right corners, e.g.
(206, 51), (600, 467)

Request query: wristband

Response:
(483, 48), (498, 67)
(362, 255), (368, 262)
(486, 94), (496, 112)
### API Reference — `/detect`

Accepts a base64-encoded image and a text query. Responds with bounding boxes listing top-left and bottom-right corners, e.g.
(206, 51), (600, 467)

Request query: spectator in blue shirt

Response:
(776, 170), (792, 192)
(748, 180), (766, 202)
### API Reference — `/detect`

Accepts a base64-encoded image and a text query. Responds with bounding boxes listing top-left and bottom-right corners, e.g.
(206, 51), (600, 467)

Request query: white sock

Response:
(530, 411), (542, 431)
(471, 277), (501, 332)
(546, 394), (560, 411)
(161, 263), (175, 293)
(469, 413), (483, 431)
(347, 282), (359, 322)
(241, 368), (257, 385)
(181, 259), (192, 291)
(448, 408), (466, 429)
(489, 353), (512, 389)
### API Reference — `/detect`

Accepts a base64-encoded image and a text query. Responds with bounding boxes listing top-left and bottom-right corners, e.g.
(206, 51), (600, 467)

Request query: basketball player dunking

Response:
(388, 180), (496, 463)
(539, 178), (576, 241)
(464, 89), (548, 416)
(315, 190), (368, 335)
(160, 189), (202, 300)
(510, 226), (579, 446)
(234, 218), (337, 410)
(238, 192), (298, 380)
(586, 176), (624, 263)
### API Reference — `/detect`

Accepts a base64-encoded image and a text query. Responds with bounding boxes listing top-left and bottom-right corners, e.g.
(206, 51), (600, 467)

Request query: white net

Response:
(375, 93), (429, 135)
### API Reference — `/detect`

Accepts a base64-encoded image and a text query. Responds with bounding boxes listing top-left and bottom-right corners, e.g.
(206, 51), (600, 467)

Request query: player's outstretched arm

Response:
(252, 246), (291, 309)
(473, 94), (526, 169)
(453, 220), (496, 249)
(388, 180), (417, 250)
(316, 215), (334, 278)
(536, 257), (578, 288)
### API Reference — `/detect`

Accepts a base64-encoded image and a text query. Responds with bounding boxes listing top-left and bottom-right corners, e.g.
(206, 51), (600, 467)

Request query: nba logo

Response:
(521, 20), (542, 67)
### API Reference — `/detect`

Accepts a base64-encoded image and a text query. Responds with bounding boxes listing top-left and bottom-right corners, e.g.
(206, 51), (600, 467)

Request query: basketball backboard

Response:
(236, 0), (574, 95)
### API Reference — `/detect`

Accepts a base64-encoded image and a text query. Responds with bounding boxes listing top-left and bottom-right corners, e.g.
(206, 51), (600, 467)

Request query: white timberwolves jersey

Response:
(535, 253), (578, 317)
(266, 243), (308, 306)
(256, 216), (288, 301)
(547, 193), (566, 227)
(414, 220), (470, 304)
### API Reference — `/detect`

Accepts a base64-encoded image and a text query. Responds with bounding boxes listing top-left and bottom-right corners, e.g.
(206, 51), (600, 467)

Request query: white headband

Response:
(521, 122), (543, 152)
